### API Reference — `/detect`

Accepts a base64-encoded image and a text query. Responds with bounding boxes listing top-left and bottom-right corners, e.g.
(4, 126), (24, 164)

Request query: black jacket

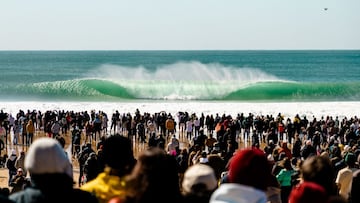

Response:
(9, 174), (98, 203)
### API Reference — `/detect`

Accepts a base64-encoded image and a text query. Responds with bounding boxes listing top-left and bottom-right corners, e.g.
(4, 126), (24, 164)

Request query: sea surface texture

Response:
(0, 50), (359, 101)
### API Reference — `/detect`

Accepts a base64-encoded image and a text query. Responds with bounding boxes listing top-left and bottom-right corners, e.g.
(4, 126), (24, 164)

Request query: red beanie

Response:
(289, 182), (327, 203)
(228, 148), (270, 191)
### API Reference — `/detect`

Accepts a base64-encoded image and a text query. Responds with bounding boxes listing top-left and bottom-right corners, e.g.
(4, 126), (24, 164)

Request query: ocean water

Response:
(0, 50), (359, 120)
(0, 50), (359, 101)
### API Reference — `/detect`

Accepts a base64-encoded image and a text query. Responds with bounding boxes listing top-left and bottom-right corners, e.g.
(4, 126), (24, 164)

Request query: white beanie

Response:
(25, 137), (73, 178)
(182, 164), (218, 194)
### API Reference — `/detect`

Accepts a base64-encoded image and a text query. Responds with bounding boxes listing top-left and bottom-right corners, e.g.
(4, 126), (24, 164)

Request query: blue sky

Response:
(1, 0), (359, 50)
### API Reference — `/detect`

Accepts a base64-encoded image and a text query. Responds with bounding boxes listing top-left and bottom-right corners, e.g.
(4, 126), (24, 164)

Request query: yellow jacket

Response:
(26, 120), (35, 134)
(81, 168), (128, 203)
(165, 119), (175, 130)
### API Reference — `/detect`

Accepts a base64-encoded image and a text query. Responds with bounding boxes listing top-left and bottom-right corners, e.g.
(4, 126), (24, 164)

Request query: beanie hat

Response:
(228, 148), (270, 191)
(25, 137), (73, 178)
(289, 182), (327, 203)
(182, 164), (218, 194)
(102, 135), (135, 170)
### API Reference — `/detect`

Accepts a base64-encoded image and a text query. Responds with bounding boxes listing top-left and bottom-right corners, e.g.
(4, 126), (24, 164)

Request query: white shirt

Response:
(335, 167), (357, 200)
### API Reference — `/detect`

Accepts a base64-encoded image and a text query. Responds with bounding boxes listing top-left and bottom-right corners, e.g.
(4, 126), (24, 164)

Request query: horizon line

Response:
(0, 49), (359, 51)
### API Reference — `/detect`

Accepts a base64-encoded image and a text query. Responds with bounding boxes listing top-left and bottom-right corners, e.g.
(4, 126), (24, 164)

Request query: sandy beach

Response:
(0, 124), (191, 191)
(0, 131), (81, 190)
(0, 100), (359, 192)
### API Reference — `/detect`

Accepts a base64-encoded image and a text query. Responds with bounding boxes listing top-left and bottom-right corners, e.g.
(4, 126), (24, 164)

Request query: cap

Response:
(182, 164), (218, 194)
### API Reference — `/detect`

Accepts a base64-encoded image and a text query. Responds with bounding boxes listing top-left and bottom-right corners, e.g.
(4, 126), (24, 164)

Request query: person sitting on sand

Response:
(9, 167), (27, 194)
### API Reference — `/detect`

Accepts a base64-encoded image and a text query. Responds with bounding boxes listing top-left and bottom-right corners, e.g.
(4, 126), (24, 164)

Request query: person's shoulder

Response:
(0, 195), (14, 203)
(81, 177), (99, 191)
(81, 172), (112, 190)
(72, 188), (98, 203)
(9, 187), (42, 202)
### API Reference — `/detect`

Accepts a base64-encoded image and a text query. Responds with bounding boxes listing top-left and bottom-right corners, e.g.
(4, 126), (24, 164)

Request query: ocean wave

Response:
(2, 79), (359, 101)
(1, 61), (359, 101)
(224, 81), (360, 101)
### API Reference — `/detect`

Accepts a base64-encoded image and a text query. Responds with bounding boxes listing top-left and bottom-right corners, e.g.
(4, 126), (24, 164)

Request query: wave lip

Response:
(83, 61), (283, 100)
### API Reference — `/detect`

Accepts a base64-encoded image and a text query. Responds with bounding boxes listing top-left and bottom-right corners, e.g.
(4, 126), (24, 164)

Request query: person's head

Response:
(25, 138), (73, 185)
(280, 157), (293, 170)
(289, 182), (327, 203)
(102, 135), (135, 176)
(182, 164), (218, 196)
(17, 167), (24, 176)
(55, 135), (65, 149)
(228, 148), (270, 191)
(344, 152), (356, 168)
(126, 147), (182, 203)
(300, 155), (336, 196)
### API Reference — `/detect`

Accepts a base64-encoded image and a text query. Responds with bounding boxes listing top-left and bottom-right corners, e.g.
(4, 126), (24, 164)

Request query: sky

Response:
(1, 0), (359, 50)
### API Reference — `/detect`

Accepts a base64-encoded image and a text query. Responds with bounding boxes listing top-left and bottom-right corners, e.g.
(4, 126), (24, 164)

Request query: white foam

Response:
(1, 101), (358, 121)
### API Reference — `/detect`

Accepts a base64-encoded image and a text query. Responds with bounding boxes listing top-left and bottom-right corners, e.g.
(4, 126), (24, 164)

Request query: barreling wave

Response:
(224, 81), (360, 101)
(8, 79), (135, 101)
(2, 61), (360, 101)
(3, 79), (360, 101)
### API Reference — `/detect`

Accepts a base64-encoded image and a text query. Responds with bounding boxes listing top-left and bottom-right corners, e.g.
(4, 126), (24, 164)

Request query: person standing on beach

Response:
(276, 157), (295, 203)
(21, 119), (27, 146)
(81, 135), (136, 203)
(186, 118), (193, 140)
(77, 143), (94, 187)
(0, 123), (6, 149)
(165, 115), (175, 138)
(8, 114), (15, 137)
(210, 148), (271, 203)
(15, 151), (26, 177)
(110, 111), (119, 134)
(9, 137), (98, 203)
(109, 147), (183, 203)
(25, 120), (35, 146)
(12, 120), (21, 146)
(50, 121), (61, 138)
(335, 153), (357, 200)
(6, 150), (18, 186)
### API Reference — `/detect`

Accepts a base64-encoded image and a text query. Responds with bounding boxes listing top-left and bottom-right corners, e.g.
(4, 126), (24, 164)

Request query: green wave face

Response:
(8, 80), (360, 101)
(11, 79), (134, 101)
(224, 82), (360, 101)
(81, 80), (134, 99)
(2, 62), (360, 101)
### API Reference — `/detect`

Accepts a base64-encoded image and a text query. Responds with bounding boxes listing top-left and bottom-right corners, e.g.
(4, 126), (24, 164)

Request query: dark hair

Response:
(55, 136), (65, 148)
(103, 135), (135, 176)
(124, 148), (183, 203)
(280, 157), (293, 170)
(301, 156), (337, 196)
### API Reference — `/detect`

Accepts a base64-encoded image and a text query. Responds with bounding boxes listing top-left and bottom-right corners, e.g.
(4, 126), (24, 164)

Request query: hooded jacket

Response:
(210, 183), (267, 203)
